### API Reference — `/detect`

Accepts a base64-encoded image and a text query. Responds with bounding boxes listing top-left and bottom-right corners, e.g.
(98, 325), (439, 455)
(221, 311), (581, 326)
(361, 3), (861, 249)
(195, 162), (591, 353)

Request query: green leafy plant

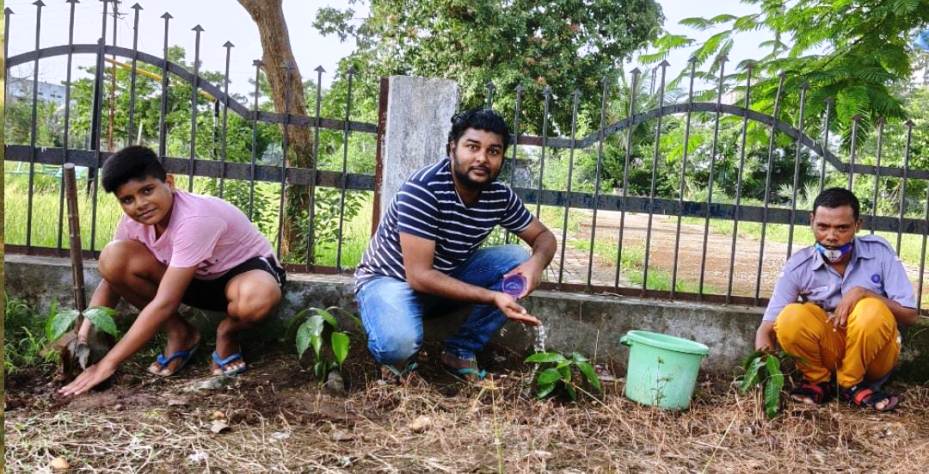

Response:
(45, 306), (119, 343)
(5, 297), (59, 374)
(292, 306), (358, 381)
(525, 351), (602, 401)
(739, 351), (786, 419)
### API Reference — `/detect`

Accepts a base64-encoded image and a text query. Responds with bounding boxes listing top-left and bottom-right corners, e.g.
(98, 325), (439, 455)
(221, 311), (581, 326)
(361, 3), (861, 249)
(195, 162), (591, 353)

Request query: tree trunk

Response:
(238, 0), (315, 262)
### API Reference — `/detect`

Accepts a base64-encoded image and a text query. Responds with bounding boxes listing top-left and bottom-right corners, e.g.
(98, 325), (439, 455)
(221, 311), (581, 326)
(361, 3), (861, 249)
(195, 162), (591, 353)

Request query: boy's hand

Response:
(58, 360), (117, 396)
(77, 317), (94, 344)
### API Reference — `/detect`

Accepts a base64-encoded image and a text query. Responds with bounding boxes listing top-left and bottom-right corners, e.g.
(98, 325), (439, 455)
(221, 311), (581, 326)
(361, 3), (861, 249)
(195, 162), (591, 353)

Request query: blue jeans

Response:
(356, 245), (530, 365)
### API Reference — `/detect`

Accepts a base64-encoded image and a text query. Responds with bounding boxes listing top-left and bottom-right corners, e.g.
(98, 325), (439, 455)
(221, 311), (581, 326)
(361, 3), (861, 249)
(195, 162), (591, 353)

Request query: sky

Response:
(5, 0), (362, 96)
(4, 0), (772, 99)
(643, 0), (765, 77)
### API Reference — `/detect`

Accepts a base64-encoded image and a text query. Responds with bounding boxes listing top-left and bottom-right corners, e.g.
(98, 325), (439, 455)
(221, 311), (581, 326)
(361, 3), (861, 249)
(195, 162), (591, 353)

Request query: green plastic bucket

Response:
(620, 330), (710, 410)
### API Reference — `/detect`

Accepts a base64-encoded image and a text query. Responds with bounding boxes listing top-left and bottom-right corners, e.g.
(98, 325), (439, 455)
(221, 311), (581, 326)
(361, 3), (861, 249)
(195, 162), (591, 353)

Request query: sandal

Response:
(841, 384), (900, 412)
(148, 343), (198, 377)
(789, 381), (834, 405)
(441, 352), (487, 382)
(380, 361), (420, 385)
(211, 351), (248, 377)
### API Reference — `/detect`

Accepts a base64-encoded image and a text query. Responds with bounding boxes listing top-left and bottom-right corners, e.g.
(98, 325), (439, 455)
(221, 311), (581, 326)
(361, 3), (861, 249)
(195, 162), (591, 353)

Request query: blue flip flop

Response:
(441, 351), (487, 382)
(149, 343), (198, 377)
(444, 365), (488, 382)
(211, 351), (247, 377)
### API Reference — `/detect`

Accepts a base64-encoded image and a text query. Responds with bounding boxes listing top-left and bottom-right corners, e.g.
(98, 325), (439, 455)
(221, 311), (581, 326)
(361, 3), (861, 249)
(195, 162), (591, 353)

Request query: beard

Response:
(450, 152), (500, 191)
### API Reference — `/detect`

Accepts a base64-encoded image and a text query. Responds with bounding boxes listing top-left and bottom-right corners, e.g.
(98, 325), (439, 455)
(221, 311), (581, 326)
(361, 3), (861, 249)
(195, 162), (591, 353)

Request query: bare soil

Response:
(552, 210), (928, 303)
(6, 346), (929, 473)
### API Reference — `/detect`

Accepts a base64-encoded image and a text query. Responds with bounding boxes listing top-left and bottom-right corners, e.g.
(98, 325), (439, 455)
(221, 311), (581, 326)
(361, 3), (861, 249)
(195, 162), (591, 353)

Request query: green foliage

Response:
(739, 350), (786, 419)
(5, 297), (59, 374)
(642, 0), (929, 146)
(4, 97), (66, 147)
(5, 43), (377, 264)
(284, 186), (368, 265)
(292, 306), (358, 381)
(314, 0), (664, 134)
(525, 351), (602, 401)
(45, 308), (78, 343)
(83, 307), (119, 338)
(45, 306), (119, 343)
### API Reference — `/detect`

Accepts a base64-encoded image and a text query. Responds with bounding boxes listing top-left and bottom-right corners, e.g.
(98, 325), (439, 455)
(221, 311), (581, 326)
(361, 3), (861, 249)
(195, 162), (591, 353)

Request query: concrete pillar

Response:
(379, 76), (459, 219)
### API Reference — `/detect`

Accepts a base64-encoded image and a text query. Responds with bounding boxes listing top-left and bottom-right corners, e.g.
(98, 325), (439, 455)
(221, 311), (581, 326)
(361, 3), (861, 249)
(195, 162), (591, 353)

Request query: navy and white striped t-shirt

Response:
(354, 158), (533, 291)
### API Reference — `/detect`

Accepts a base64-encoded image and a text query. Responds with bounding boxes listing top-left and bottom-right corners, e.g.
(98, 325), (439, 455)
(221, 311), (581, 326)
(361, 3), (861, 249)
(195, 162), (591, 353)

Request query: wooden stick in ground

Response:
(64, 163), (87, 320)
(62, 163), (95, 375)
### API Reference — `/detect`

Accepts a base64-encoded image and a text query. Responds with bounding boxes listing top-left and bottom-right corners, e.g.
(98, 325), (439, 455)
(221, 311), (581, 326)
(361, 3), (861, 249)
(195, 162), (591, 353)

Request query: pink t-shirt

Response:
(114, 191), (275, 280)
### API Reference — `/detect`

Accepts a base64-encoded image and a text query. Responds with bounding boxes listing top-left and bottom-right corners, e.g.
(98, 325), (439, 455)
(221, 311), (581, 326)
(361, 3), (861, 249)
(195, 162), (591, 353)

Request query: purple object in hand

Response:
(502, 274), (527, 299)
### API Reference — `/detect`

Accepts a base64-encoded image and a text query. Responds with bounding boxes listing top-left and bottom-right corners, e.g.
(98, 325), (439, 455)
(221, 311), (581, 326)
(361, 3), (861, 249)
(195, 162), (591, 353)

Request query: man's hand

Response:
(58, 359), (117, 396)
(503, 259), (544, 298)
(754, 321), (776, 352)
(829, 286), (871, 329)
(492, 292), (540, 326)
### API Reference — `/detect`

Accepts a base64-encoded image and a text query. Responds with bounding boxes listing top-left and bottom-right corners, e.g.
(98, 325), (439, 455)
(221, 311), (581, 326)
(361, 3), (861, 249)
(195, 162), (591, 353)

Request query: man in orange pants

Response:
(755, 188), (918, 411)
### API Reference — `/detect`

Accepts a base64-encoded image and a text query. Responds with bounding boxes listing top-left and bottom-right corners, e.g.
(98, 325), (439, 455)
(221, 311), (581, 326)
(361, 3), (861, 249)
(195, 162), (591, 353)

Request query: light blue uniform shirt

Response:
(762, 235), (916, 322)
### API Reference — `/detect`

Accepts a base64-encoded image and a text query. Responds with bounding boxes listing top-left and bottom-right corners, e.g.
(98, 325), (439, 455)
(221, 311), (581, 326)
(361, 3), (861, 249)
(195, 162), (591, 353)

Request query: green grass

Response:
(4, 174), (123, 251)
(571, 238), (714, 294)
(312, 193), (373, 268)
(4, 296), (59, 375)
(538, 204), (583, 235)
(537, 203), (710, 293)
(4, 172), (376, 269)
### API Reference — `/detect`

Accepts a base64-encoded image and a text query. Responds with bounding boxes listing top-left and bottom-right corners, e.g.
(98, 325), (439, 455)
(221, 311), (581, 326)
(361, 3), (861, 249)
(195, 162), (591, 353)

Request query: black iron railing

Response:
(5, 1), (928, 312)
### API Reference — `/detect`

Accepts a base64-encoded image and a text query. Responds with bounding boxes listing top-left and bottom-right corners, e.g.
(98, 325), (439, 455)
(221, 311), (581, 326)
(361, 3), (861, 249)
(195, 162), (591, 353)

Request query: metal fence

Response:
(3, 0), (380, 274)
(486, 61), (929, 312)
(4, 1), (928, 312)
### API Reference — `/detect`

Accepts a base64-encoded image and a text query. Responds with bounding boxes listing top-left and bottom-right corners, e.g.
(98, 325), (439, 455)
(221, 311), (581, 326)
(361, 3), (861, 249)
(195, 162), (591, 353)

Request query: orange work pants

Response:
(773, 298), (899, 388)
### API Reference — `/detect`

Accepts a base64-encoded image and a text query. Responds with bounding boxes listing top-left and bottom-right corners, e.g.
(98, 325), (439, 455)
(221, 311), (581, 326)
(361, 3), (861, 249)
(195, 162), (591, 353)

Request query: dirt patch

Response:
(582, 210), (787, 296)
(6, 350), (929, 472)
(553, 209), (929, 303)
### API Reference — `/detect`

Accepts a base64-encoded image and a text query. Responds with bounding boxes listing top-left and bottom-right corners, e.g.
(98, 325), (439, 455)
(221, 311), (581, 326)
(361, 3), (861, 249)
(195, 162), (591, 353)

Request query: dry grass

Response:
(6, 353), (929, 473)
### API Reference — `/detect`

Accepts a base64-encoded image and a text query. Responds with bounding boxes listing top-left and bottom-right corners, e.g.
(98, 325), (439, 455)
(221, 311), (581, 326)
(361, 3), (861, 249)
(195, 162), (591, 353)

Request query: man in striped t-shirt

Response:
(355, 108), (557, 381)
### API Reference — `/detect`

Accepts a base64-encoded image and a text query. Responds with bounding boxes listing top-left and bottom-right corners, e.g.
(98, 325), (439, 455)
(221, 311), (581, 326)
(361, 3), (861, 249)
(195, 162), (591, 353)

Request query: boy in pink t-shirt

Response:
(61, 146), (285, 396)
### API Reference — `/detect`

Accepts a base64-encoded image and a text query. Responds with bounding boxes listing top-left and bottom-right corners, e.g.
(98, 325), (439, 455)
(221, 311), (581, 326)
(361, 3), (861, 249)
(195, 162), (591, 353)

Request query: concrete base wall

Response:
(6, 254), (929, 380)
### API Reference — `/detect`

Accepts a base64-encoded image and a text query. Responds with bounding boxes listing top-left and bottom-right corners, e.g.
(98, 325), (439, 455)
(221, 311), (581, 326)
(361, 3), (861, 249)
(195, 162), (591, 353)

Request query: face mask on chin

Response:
(815, 241), (853, 263)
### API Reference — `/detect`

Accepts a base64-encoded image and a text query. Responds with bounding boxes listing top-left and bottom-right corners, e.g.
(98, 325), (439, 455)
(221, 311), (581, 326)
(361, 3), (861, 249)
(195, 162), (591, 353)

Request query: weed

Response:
(4, 297), (58, 374)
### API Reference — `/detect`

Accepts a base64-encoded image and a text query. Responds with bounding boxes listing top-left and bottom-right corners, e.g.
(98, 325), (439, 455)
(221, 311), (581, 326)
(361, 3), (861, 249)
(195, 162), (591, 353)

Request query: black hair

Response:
(446, 108), (511, 155)
(812, 187), (860, 220)
(101, 145), (167, 193)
